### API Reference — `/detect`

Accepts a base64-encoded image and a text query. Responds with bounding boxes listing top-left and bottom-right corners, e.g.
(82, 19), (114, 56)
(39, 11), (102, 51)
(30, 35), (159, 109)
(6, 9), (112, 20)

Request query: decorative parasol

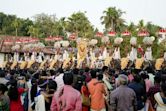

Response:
(121, 31), (131, 36)
(95, 32), (104, 37)
(138, 30), (149, 37)
(158, 29), (166, 35)
(107, 31), (116, 37)
(4, 39), (13, 45)
(45, 36), (63, 42)
(29, 38), (39, 43)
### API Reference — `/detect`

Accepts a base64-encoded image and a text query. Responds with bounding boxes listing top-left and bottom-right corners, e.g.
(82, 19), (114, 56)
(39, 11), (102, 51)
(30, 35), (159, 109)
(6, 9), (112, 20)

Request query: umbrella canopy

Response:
(108, 31), (116, 37)
(16, 37), (39, 44)
(121, 31), (131, 36)
(4, 39), (13, 45)
(28, 38), (39, 43)
(138, 30), (149, 37)
(95, 32), (104, 37)
(158, 29), (166, 35)
(45, 36), (63, 42)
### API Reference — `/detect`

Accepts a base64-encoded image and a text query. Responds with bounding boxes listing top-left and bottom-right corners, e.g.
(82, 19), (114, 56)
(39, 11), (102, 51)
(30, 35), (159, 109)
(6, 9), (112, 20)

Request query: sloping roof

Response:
(0, 36), (55, 54)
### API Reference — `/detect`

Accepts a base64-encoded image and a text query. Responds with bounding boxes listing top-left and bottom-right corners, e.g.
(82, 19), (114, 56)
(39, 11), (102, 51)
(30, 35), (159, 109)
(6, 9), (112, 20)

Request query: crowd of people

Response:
(0, 37), (166, 111)
(0, 64), (166, 111)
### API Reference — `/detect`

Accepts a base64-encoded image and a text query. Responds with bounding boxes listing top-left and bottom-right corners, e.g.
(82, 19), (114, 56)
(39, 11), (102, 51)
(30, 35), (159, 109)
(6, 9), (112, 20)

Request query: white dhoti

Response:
(113, 47), (120, 60)
(129, 47), (137, 61)
(145, 47), (152, 61)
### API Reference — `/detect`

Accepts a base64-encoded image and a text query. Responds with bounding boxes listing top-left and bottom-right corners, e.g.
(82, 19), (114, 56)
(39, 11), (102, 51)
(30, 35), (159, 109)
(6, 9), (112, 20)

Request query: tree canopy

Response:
(0, 7), (164, 57)
(0, 8), (162, 37)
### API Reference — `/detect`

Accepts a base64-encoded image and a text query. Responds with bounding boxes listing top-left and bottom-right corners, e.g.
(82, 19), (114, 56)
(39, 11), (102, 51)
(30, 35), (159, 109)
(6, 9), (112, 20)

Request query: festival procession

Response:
(0, 0), (166, 111)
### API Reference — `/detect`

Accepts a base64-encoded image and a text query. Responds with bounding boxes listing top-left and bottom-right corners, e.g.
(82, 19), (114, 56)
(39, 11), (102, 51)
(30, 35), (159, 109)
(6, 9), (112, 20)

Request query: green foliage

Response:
(101, 7), (126, 32)
(0, 9), (164, 58)
(0, 12), (33, 36)
(65, 11), (94, 38)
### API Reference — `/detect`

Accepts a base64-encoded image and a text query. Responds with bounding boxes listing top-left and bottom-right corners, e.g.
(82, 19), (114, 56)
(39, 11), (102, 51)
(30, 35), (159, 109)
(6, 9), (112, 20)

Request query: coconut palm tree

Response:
(115, 18), (126, 32)
(146, 22), (160, 36)
(66, 12), (94, 38)
(12, 19), (20, 36)
(28, 25), (39, 37)
(127, 22), (137, 36)
(137, 19), (145, 31)
(101, 7), (125, 32)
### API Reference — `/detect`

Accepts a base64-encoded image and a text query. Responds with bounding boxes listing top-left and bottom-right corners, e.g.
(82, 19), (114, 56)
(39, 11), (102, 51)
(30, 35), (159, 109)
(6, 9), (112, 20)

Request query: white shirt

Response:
(103, 74), (113, 90)
(54, 73), (64, 92)
(35, 94), (45, 111)
(148, 73), (155, 86)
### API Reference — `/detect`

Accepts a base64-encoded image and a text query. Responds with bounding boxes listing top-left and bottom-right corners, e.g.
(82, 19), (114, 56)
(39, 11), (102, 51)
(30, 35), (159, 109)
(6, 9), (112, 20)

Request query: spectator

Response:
(145, 75), (153, 93)
(51, 72), (82, 111)
(147, 68), (155, 86)
(81, 75), (90, 111)
(0, 70), (9, 85)
(41, 79), (57, 111)
(73, 75), (83, 92)
(31, 78), (48, 111)
(110, 74), (137, 111)
(147, 76), (161, 109)
(17, 76), (29, 111)
(54, 68), (64, 93)
(102, 66), (113, 91)
(154, 82), (166, 111)
(128, 75), (146, 110)
(83, 67), (91, 83)
(8, 79), (28, 111)
(88, 70), (106, 111)
(0, 84), (10, 111)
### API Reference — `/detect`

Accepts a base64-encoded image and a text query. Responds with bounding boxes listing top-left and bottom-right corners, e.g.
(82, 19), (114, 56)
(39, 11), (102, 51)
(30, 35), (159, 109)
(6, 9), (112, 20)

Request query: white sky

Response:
(0, 0), (166, 31)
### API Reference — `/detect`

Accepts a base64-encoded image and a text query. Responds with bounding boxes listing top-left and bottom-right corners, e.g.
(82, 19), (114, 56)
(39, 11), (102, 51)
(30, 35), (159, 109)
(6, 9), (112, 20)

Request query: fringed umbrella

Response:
(95, 32), (104, 37)
(121, 31), (131, 36)
(138, 30), (149, 37)
(158, 29), (166, 35)
(107, 31), (116, 37)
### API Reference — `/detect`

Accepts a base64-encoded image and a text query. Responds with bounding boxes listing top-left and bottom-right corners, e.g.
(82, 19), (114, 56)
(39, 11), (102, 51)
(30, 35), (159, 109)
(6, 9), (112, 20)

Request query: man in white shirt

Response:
(54, 68), (64, 93)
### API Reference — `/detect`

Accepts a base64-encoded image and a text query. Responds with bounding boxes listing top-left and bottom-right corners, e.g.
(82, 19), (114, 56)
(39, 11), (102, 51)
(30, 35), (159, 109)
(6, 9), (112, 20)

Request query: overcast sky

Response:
(0, 0), (165, 31)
